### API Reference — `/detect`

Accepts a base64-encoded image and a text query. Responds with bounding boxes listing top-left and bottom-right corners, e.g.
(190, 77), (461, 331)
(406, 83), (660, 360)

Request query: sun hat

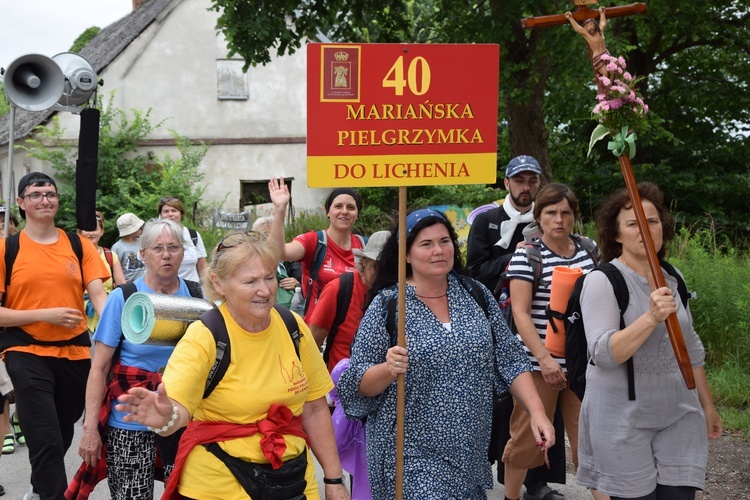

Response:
(117, 213), (145, 237)
(353, 230), (390, 261)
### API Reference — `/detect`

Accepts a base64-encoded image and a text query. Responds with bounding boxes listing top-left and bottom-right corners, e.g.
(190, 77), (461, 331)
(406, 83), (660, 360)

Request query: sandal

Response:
(2, 433), (13, 454)
(11, 412), (25, 446)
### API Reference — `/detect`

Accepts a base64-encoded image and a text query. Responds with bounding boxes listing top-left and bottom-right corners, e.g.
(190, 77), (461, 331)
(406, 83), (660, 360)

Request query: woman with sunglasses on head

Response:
(78, 210), (126, 332)
(338, 209), (553, 499)
(115, 232), (350, 500)
(268, 178), (366, 324)
(158, 196), (207, 282)
(70, 219), (200, 499)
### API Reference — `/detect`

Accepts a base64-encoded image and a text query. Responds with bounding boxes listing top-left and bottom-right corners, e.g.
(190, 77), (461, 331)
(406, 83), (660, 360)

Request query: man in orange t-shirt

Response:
(0, 173), (109, 500)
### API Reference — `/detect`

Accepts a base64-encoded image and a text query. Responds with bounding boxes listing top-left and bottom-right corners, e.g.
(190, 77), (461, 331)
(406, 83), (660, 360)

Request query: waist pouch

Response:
(0, 327), (91, 352)
(205, 443), (307, 500)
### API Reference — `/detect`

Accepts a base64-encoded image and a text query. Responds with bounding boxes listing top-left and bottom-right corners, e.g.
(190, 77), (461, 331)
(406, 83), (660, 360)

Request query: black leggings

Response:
(611, 484), (696, 500)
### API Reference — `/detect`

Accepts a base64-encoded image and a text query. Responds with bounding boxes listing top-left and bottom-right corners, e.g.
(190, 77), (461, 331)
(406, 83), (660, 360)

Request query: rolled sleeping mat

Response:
(122, 291), (213, 345)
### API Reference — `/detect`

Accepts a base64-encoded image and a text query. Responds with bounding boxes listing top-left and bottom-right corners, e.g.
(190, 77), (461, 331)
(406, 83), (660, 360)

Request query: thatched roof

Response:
(0, 0), (178, 146)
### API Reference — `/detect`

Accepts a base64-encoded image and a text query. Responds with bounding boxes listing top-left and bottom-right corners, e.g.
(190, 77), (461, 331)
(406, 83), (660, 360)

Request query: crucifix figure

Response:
(521, 0), (696, 393)
(564, 7), (609, 78)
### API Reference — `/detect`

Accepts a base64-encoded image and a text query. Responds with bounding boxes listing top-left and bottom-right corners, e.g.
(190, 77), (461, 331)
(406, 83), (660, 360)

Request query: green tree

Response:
(209, 0), (750, 243)
(0, 81), (8, 116)
(22, 93), (210, 246)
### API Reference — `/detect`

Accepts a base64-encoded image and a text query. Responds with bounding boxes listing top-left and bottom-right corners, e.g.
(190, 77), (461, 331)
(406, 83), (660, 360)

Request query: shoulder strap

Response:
(571, 234), (601, 266)
(323, 272), (354, 364)
(525, 238), (544, 294)
(4, 232), (20, 291)
(103, 247), (114, 273)
(188, 228), (198, 246)
(660, 260), (690, 308)
(274, 304), (302, 359)
(595, 262), (635, 400)
(304, 230), (328, 315)
(65, 232), (85, 290)
(120, 282), (138, 303)
(200, 307), (230, 399)
(355, 234), (367, 247)
(184, 279), (203, 299)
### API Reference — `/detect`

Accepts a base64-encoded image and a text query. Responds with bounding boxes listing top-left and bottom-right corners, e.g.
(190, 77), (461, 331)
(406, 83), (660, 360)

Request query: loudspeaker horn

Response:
(3, 54), (65, 112)
(51, 52), (97, 108)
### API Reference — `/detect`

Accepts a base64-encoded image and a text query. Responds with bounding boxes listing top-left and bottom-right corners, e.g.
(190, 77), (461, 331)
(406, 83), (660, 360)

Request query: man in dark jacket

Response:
(467, 157), (569, 500)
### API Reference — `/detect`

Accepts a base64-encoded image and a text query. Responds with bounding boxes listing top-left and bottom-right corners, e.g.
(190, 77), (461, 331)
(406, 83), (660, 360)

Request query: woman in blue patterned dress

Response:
(338, 208), (554, 499)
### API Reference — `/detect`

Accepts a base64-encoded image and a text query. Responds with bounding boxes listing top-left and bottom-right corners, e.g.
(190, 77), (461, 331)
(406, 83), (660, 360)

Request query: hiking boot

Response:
(1, 434), (13, 454)
(11, 412), (24, 446)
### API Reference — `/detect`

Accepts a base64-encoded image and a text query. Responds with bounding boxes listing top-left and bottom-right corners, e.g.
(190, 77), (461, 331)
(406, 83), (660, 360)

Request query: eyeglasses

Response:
(149, 244), (183, 255)
(161, 196), (180, 203)
(22, 192), (61, 202)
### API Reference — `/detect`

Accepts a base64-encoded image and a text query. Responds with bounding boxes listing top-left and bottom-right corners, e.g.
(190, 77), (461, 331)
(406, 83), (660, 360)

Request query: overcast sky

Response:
(0, 1), (133, 73)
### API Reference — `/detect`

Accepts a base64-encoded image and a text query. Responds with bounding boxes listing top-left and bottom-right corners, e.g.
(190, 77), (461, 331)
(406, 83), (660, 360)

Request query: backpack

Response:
(102, 247), (114, 276)
(497, 234), (600, 333)
(304, 230), (367, 315)
(322, 271), (355, 365)
(559, 260), (692, 402)
(4, 231), (84, 302)
(121, 283), (301, 399)
(200, 304), (301, 399)
(380, 272), (490, 346)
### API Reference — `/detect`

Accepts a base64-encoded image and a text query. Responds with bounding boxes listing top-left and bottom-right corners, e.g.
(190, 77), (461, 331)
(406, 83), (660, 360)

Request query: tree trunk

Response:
(501, 15), (554, 182)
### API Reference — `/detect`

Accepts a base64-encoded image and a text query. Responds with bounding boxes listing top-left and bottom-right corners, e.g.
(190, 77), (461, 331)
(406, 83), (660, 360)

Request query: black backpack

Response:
(304, 230), (367, 316)
(379, 272), (490, 346)
(558, 261), (691, 401)
(497, 234), (600, 333)
(121, 282), (301, 399)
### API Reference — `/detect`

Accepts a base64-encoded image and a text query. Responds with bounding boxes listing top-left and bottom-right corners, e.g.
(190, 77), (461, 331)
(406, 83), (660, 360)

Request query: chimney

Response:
(132, 0), (145, 11)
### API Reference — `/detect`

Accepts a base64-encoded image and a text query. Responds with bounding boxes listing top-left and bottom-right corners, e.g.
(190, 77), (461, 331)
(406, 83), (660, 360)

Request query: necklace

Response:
(415, 292), (447, 299)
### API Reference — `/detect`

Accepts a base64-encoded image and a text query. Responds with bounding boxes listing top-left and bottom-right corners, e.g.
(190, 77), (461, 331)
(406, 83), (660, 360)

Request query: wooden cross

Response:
(521, 1), (696, 390)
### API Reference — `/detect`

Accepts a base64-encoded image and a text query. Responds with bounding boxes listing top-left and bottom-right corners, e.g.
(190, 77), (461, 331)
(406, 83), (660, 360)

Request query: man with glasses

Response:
(0, 172), (109, 500)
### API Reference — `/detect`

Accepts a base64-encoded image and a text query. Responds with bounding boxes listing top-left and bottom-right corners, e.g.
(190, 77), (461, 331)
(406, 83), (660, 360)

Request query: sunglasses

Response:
(160, 196), (180, 203)
(212, 231), (264, 264)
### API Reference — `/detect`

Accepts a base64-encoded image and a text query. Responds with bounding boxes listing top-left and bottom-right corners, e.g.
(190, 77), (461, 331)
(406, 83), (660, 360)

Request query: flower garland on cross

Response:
(564, 6), (650, 159)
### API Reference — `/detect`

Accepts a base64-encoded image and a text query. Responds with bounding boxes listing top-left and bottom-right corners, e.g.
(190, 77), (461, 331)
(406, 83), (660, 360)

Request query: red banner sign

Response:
(307, 43), (499, 188)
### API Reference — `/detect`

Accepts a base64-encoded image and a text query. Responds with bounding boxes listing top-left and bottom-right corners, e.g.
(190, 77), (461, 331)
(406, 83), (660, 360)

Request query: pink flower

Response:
(608, 99), (623, 110)
(623, 72), (633, 81)
(593, 103), (602, 114)
(607, 62), (619, 72)
(635, 97), (644, 107)
(598, 76), (611, 87)
(618, 56), (626, 66)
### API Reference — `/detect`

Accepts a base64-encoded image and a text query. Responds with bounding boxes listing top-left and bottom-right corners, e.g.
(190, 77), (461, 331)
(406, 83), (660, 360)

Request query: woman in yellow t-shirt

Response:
(116, 232), (350, 500)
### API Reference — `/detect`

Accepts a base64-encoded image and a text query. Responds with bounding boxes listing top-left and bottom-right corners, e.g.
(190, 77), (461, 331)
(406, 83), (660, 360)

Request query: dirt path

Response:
(701, 431), (750, 498)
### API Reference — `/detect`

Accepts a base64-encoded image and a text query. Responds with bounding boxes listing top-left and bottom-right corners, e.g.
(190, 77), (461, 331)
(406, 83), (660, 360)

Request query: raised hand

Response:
(268, 177), (290, 209)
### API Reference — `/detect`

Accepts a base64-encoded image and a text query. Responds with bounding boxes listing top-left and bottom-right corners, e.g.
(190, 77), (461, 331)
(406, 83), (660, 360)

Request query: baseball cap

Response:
(505, 155), (542, 178)
(117, 213), (145, 237)
(353, 230), (390, 261)
(17, 172), (57, 219)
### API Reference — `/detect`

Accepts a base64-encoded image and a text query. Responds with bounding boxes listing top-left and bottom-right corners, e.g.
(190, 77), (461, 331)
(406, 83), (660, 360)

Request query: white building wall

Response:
(50, 0), (330, 213)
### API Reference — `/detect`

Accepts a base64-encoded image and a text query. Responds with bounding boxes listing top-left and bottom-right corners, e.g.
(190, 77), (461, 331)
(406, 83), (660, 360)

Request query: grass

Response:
(671, 228), (750, 437)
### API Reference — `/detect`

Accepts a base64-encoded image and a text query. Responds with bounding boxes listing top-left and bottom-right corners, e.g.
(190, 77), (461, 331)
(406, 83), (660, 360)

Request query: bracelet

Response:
(323, 477), (344, 485)
(147, 404), (178, 434)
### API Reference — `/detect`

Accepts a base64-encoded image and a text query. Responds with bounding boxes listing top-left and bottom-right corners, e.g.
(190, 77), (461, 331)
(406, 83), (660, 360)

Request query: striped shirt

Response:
(506, 238), (597, 371)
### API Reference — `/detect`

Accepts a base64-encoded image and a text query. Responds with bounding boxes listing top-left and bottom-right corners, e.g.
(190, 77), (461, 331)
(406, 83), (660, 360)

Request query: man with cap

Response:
(467, 157), (568, 500)
(111, 212), (146, 282)
(310, 230), (389, 373)
(466, 155), (542, 294)
(0, 172), (109, 500)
